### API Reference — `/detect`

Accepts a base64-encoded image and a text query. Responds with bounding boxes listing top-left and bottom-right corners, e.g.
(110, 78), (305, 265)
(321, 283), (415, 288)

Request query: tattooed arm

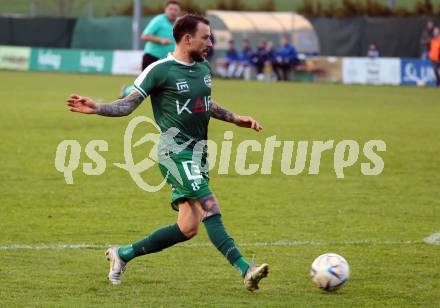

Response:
(97, 91), (144, 117)
(66, 91), (144, 117)
(210, 100), (263, 132)
(210, 100), (238, 123)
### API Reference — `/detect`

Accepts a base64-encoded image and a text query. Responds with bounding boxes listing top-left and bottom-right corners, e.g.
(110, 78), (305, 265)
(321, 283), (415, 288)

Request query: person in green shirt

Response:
(119, 1), (181, 99)
(141, 0), (181, 70)
(66, 14), (268, 292)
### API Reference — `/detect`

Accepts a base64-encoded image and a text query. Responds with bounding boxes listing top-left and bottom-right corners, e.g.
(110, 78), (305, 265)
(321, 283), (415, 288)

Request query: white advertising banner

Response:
(343, 57), (401, 85)
(111, 50), (143, 75)
(0, 46), (30, 70)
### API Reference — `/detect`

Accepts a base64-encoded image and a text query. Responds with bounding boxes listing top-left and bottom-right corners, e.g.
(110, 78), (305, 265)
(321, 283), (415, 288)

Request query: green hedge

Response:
(297, 0), (440, 17)
(109, 0), (440, 17)
(110, 0), (276, 16)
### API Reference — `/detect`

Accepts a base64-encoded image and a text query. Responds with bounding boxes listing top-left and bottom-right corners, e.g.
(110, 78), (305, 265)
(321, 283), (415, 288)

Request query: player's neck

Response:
(171, 49), (195, 65)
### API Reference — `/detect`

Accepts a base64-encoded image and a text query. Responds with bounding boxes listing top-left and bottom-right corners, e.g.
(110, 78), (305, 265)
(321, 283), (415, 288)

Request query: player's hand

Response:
(66, 94), (98, 114)
(234, 115), (263, 132)
(161, 38), (171, 45)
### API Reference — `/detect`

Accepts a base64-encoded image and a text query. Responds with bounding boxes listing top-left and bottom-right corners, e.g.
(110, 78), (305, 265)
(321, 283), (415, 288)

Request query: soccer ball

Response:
(311, 253), (349, 291)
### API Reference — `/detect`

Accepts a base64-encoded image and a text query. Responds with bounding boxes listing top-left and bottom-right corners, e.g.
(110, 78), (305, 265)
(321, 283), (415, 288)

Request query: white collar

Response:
(168, 53), (195, 66)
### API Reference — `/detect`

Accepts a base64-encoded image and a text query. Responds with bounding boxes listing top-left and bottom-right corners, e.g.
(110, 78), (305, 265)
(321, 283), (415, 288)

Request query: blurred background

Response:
(1, 0), (440, 86)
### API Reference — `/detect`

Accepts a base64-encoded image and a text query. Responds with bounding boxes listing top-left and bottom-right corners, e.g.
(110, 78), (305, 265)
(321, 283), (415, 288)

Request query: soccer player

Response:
(66, 14), (269, 292)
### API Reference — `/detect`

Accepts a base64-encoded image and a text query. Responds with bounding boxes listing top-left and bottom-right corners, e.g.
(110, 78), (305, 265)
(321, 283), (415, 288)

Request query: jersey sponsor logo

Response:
(204, 74), (212, 88)
(176, 99), (192, 115)
(194, 97), (206, 113)
(176, 96), (211, 115)
(176, 79), (190, 93)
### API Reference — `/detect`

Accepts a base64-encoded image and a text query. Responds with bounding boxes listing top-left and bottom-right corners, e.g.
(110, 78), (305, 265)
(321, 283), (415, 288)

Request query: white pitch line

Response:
(0, 243), (106, 250)
(0, 239), (426, 250)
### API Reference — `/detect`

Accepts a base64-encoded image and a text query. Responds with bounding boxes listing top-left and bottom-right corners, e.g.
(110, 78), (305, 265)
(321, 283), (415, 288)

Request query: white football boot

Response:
(105, 247), (126, 285)
(243, 263), (269, 291)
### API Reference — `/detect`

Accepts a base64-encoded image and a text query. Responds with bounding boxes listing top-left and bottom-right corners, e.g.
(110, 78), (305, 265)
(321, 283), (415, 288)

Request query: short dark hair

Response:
(173, 14), (210, 43)
(166, 0), (181, 8)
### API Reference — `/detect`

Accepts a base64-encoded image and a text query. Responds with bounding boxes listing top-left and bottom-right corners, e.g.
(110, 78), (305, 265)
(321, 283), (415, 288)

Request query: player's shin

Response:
(118, 224), (188, 262)
(203, 214), (250, 277)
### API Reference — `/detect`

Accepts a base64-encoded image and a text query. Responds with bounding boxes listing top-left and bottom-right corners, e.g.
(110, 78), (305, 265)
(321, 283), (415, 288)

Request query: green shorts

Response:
(158, 150), (212, 211)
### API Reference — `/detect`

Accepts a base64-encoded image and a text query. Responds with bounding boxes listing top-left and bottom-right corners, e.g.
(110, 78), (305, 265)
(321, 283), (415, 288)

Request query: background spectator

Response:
(239, 38), (254, 80)
(367, 43), (380, 58)
(225, 40), (240, 78)
(263, 41), (277, 81)
(253, 38), (268, 80)
(429, 27), (440, 87)
(274, 37), (299, 81)
(420, 20), (435, 60)
(216, 40), (240, 78)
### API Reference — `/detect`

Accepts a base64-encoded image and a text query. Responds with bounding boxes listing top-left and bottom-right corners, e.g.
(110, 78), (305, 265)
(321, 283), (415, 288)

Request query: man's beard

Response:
(189, 49), (205, 62)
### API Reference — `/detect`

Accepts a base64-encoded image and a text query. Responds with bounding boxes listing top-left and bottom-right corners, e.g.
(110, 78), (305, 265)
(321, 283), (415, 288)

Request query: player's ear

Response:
(183, 33), (192, 45)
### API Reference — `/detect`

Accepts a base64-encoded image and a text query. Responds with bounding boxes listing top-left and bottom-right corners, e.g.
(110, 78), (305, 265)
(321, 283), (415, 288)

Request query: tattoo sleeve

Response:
(210, 100), (237, 123)
(96, 91), (144, 117)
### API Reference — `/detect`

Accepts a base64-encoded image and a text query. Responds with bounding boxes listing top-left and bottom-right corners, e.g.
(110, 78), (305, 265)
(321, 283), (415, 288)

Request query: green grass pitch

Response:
(0, 70), (439, 306)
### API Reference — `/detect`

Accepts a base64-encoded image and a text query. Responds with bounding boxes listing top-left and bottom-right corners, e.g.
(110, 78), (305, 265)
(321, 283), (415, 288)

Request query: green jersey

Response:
(133, 53), (212, 150)
(133, 54), (213, 207)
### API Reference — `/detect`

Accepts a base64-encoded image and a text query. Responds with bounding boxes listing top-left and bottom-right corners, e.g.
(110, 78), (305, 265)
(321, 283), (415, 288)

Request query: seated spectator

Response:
(240, 39), (254, 63)
(274, 37), (299, 81)
(252, 39), (268, 80)
(238, 38), (254, 80)
(215, 57), (227, 78)
(215, 40), (239, 78)
(263, 41), (277, 81)
(225, 40), (240, 78)
(367, 43), (380, 58)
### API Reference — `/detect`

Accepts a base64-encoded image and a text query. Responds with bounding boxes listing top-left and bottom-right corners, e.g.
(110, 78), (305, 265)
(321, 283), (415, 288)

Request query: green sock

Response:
(203, 214), (249, 277)
(118, 245), (135, 262)
(118, 224), (188, 262)
(233, 257), (250, 278)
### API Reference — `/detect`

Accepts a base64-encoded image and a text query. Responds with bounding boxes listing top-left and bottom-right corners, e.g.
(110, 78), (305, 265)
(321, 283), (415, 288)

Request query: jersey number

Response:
(182, 161), (202, 191)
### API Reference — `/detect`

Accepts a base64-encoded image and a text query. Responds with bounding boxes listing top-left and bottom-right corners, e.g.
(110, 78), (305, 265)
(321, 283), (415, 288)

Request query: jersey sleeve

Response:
(133, 63), (165, 99)
(142, 15), (161, 36)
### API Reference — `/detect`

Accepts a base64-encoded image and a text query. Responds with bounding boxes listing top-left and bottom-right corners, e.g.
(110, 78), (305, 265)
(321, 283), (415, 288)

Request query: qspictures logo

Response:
(55, 116), (386, 192)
